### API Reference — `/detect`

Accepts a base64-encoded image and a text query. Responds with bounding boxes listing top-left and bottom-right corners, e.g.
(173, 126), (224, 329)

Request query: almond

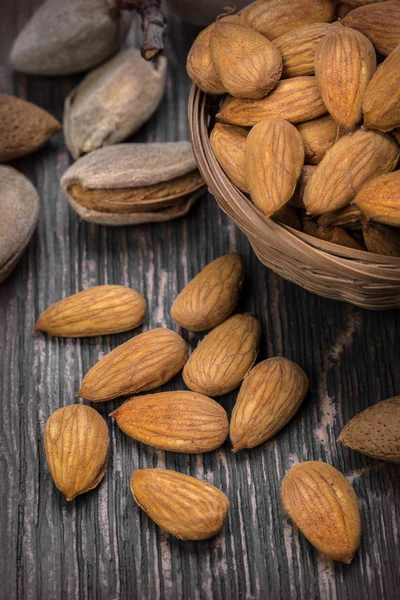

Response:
(303, 129), (399, 215)
(281, 461), (361, 564)
(312, 225), (365, 250)
(131, 469), (230, 540)
(340, 0), (387, 6)
(210, 21), (282, 99)
(171, 253), (244, 332)
(230, 357), (309, 453)
(363, 43), (400, 133)
(272, 204), (302, 231)
(353, 171), (400, 226)
(246, 118), (304, 217)
(362, 222), (400, 256)
(240, 0), (335, 40)
(45, 404), (109, 501)
(297, 115), (345, 164)
(289, 165), (317, 210)
(34, 285), (146, 337)
(182, 314), (261, 397)
(186, 24), (226, 95)
(78, 328), (188, 402)
(336, 4), (353, 18)
(338, 396), (400, 463)
(110, 391), (229, 453)
(273, 22), (342, 78)
(317, 204), (365, 229)
(0, 94), (60, 162)
(315, 28), (376, 130)
(341, 1), (400, 56)
(210, 124), (249, 192)
(216, 77), (327, 126)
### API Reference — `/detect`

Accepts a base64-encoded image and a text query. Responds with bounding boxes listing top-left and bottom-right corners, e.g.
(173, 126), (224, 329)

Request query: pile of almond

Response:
(187, 0), (400, 257)
(38, 253), (400, 564)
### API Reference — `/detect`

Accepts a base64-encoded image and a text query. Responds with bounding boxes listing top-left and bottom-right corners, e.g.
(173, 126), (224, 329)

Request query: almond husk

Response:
(186, 23), (226, 95)
(362, 222), (400, 256)
(296, 115), (345, 164)
(314, 28), (376, 130)
(341, 1), (400, 56)
(353, 170), (400, 226)
(217, 77), (327, 126)
(317, 204), (365, 229)
(246, 118), (304, 217)
(303, 129), (399, 215)
(210, 123), (249, 192)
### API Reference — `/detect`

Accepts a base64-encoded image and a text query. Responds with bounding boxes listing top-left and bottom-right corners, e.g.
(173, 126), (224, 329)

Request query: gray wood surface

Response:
(1, 3), (399, 599)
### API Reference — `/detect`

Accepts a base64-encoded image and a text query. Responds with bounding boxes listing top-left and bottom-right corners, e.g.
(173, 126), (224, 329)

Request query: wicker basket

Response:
(188, 85), (400, 310)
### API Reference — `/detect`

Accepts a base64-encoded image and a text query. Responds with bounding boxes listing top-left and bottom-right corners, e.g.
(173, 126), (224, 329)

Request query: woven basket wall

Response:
(188, 85), (400, 310)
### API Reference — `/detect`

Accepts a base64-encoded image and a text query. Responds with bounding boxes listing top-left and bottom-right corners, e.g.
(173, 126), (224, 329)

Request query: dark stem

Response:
(113, 0), (166, 60)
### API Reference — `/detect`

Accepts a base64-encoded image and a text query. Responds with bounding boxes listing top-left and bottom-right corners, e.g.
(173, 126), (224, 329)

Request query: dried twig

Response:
(112, 0), (166, 60)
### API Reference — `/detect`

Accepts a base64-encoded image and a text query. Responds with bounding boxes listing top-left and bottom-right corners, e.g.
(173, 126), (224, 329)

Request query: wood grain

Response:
(0, 2), (399, 599)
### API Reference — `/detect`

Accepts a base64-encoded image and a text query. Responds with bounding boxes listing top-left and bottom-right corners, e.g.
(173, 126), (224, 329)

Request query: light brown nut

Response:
(110, 391), (229, 453)
(216, 77), (327, 126)
(362, 222), (400, 256)
(131, 469), (230, 540)
(210, 21), (282, 99)
(353, 171), (400, 226)
(313, 226), (365, 250)
(0, 94), (60, 162)
(230, 357), (309, 452)
(240, 0), (335, 40)
(289, 165), (317, 210)
(341, 1), (400, 56)
(314, 28), (376, 130)
(34, 285), (146, 337)
(273, 22), (342, 78)
(297, 115), (345, 164)
(182, 314), (261, 397)
(78, 329), (188, 402)
(303, 129), (399, 215)
(317, 205), (365, 229)
(281, 461), (361, 564)
(338, 396), (400, 462)
(171, 253), (244, 332)
(363, 43), (400, 133)
(210, 123), (249, 192)
(246, 118), (304, 217)
(186, 24), (226, 95)
(45, 404), (109, 501)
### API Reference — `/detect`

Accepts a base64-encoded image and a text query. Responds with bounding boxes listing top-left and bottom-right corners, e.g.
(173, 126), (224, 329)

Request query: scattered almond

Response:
(210, 124), (249, 192)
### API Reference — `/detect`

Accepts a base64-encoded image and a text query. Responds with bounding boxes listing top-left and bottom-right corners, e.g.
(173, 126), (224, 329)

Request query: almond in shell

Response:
(341, 1), (400, 56)
(210, 124), (249, 192)
(296, 115), (345, 164)
(186, 24), (226, 95)
(362, 223), (400, 256)
(353, 170), (400, 226)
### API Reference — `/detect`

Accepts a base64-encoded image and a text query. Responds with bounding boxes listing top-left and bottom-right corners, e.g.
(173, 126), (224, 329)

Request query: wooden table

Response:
(1, 3), (399, 599)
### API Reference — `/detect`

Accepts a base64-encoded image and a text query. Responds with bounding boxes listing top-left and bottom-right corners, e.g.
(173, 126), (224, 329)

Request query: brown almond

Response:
(171, 253), (244, 332)
(273, 22), (343, 78)
(246, 118), (304, 217)
(289, 165), (318, 210)
(342, 1), (400, 55)
(313, 226), (365, 250)
(217, 77), (327, 126)
(353, 171), (400, 226)
(317, 205), (365, 229)
(362, 222), (400, 256)
(297, 115), (345, 164)
(363, 43), (400, 133)
(230, 358), (309, 452)
(336, 4), (353, 19)
(302, 218), (319, 237)
(131, 469), (230, 540)
(240, 0), (335, 40)
(186, 24), (226, 95)
(78, 328), (188, 402)
(315, 28), (376, 130)
(338, 396), (400, 463)
(45, 404), (109, 501)
(272, 204), (302, 231)
(281, 461), (361, 564)
(340, 0), (387, 6)
(0, 94), (60, 162)
(110, 391), (229, 453)
(210, 124), (249, 192)
(183, 314), (261, 397)
(34, 285), (146, 337)
(303, 129), (399, 215)
(210, 21), (282, 99)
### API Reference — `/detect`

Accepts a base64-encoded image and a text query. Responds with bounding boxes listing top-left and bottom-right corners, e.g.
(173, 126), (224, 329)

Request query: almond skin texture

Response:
(296, 115), (345, 164)
(110, 391), (229, 453)
(78, 329), (188, 402)
(353, 170), (400, 226)
(210, 124), (249, 192)
(338, 396), (400, 462)
(281, 461), (361, 564)
(34, 285), (146, 337)
(45, 405), (109, 501)
(363, 44), (400, 133)
(240, 0), (335, 40)
(303, 129), (399, 215)
(314, 28), (376, 130)
(171, 253), (244, 332)
(183, 314), (261, 397)
(362, 223), (400, 256)
(217, 77), (327, 126)
(230, 358), (309, 452)
(210, 22), (282, 99)
(342, 1), (400, 56)
(131, 469), (230, 540)
(0, 94), (60, 162)
(273, 22), (342, 78)
(186, 24), (226, 95)
(246, 118), (304, 217)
